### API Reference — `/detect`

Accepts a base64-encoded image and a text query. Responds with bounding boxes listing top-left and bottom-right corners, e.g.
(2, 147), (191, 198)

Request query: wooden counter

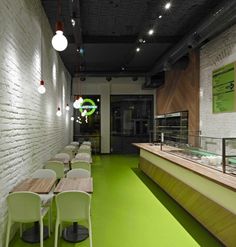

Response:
(134, 143), (236, 247)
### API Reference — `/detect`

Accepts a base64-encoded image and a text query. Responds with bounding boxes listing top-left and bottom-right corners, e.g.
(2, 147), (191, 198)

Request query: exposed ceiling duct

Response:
(142, 72), (165, 89)
(149, 0), (236, 75)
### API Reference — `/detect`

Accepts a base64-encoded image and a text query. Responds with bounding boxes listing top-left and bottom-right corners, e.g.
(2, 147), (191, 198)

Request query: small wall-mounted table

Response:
(54, 177), (93, 194)
(54, 177), (93, 243)
(11, 178), (56, 194)
(10, 178), (56, 243)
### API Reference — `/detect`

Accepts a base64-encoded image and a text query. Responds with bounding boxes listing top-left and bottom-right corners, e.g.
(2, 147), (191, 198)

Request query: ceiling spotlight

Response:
(148, 29), (154, 36)
(136, 47), (140, 52)
(159, 15), (163, 19)
(76, 48), (80, 52)
(165, 2), (171, 10)
(121, 67), (125, 71)
(71, 116), (74, 121)
(138, 38), (143, 43)
(71, 18), (75, 26)
(142, 39), (146, 43)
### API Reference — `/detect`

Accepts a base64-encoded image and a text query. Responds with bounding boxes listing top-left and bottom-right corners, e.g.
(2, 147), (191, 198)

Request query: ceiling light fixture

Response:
(38, 9), (46, 94)
(148, 29), (154, 35)
(138, 38), (143, 43)
(38, 80), (46, 94)
(56, 107), (62, 117)
(159, 15), (163, 19)
(71, 116), (74, 121)
(66, 104), (70, 111)
(51, 0), (68, 51)
(165, 2), (171, 10)
(136, 47), (141, 52)
(71, 18), (75, 26)
(73, 96), (83, 109)
(142, 39), (146, 43)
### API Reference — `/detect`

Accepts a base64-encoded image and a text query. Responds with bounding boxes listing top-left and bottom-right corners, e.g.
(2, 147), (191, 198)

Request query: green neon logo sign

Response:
(79, 98), (97, 116)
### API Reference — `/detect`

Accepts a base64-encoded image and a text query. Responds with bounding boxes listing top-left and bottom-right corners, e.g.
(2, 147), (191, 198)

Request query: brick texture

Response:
(0, 0), (72, 244)
(200, 24), (236, 138)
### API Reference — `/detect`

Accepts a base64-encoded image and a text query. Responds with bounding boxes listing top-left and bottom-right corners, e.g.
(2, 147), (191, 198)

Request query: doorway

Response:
(73, 95), (101, 153)
(110, 95), (153, 154)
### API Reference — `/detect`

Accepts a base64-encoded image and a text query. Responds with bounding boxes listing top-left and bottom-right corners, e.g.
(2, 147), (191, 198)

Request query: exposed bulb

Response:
(66, 104), (70, 111)
(38, 80), (46, 94)
(73, 96), (83, 109)
(78, 96), (83, 104)
(56, 107), (62, 117)
(71, 116), (74, 121)
(51, 30), (68, 51)
(148, 29), (154, 35)
(73, 99), (80, 109)
(165, 2), (171, 9)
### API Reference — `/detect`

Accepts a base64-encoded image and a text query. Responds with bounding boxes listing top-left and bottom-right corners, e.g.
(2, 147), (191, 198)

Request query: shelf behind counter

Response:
(133, 143), (236, 247)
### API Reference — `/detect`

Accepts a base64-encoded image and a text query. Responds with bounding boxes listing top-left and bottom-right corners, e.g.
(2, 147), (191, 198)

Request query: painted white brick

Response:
(200, 24), (236, 139)
(0, 0), (72, 244)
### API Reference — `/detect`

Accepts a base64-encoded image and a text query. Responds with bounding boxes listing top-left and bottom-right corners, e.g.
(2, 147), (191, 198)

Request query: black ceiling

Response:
(41, 0), (235, 77)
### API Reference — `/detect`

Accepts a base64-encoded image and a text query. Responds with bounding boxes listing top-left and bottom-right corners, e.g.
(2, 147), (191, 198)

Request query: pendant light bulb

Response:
(38, 80), (46, 94)
(66, 104), (70, 111)
(73, 99), (80, 109)
(78, 96), (83, 104)
(73, 96), (83, 109)
(51, 21), (68, 51)
(81, 109), (87, 117)
(56, 107), (62, 117)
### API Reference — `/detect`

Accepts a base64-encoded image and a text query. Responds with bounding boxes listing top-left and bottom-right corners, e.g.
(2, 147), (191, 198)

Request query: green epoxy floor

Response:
(10, 155), (224, 247)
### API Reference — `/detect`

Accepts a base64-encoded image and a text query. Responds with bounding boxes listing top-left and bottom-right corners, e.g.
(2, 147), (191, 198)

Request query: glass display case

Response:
(159, 135), (236, 176)
(152, 111), (189, 143)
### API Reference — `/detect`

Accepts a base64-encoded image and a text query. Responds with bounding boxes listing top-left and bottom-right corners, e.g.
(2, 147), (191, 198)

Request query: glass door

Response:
(73, 95), (101, 153)
(111, 95), (153, 154)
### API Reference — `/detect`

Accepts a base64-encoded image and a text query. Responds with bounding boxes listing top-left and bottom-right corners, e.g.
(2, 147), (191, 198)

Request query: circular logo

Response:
(79, 98), (97, 116)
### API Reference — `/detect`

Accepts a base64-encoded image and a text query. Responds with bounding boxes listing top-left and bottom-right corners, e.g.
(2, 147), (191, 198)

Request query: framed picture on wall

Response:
(212, 62), (235, 113)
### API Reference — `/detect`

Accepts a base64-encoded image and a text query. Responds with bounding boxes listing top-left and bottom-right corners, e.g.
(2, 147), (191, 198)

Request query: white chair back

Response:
(31, 169), (56, 179)
(67, 168), (91, 178)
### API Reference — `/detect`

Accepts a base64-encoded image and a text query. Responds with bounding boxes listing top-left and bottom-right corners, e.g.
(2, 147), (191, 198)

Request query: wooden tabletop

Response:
(10, 178), (57, 194)
(54, 178), (93, 194)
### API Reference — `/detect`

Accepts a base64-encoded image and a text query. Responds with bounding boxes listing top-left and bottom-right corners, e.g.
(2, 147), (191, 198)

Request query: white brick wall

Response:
(200, 24), (236, 138)
(0, 0), (72, 244)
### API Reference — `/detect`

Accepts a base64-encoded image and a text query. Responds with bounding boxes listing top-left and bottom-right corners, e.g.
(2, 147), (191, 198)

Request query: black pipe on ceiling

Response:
(149, 0), (236, 75)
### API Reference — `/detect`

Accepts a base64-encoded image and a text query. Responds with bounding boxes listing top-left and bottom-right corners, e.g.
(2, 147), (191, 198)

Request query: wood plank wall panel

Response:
(140, 157), (236, 247)
(156, 50), (200, 133)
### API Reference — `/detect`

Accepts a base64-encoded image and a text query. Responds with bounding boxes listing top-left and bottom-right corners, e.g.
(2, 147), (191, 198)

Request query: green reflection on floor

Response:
(10, 155), (223, 247)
